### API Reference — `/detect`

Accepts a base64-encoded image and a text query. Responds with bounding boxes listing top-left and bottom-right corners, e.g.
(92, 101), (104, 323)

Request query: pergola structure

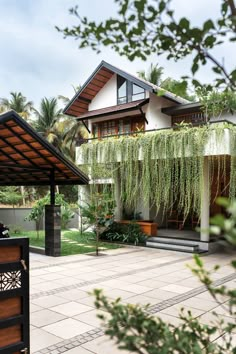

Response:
(0, 110), (89, 256)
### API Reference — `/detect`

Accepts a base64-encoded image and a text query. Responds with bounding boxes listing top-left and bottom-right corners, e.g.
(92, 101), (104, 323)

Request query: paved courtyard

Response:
(30, 246), (236, 353)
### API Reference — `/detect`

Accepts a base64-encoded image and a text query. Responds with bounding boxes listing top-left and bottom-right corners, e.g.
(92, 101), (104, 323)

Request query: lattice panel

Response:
(0, 271), (21, 291)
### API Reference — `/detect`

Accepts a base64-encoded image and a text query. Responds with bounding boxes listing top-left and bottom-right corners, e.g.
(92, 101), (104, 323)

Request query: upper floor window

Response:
(132, 84), (145, 101)
(117, 75), (145, 104)
(117, 76), (127, 104)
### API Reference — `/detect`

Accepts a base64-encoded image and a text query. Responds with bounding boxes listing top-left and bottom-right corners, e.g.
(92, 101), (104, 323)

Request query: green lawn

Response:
(14, 230), (121, 256)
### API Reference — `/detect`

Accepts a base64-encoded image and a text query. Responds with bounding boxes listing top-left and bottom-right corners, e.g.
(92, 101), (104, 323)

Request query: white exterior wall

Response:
(145, 93), (173, 129)
(89, 74), (117, 111)
(210, 112), (236, 124)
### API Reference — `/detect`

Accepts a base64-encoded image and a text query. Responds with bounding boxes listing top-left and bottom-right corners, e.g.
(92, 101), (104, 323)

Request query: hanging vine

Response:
(79, 122), (234, 219)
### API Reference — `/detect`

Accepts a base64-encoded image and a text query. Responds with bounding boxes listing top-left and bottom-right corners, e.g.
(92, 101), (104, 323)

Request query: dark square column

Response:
(45, 205), (61, 257)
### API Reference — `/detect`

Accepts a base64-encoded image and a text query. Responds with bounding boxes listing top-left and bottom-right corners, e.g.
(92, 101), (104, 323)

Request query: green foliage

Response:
(137, 63), (195, 101)
(0, 187), (22, 206)
(0, 91), (34, 120)
(79, 191), (116, 255)
(93, 289), (228, 354)
(102, 221), (146, 245)
(25, 193), (75, 238)
(80, 123), (235, 220)
(161, 77), (196, 101)
(8, 224), (24, 234)
(199, 90), (236, 119)
(57, 0), (236, 90)
(93, 199), (236, 353)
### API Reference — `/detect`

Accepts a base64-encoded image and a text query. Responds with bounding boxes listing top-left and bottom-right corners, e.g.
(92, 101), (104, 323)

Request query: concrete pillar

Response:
(78, 185), (90, 231)
(114, 172), (122, 221)
(45, 205), (61, 257)
(200, 157), (210, 242)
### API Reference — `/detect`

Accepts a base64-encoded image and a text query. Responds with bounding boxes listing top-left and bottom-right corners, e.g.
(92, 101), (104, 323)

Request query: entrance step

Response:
(149, 236), (200, 246)
(146, 237), (206, 253)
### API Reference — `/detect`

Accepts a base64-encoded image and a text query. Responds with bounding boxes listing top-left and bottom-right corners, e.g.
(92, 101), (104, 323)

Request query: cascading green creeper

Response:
(79, 123), (236, 219)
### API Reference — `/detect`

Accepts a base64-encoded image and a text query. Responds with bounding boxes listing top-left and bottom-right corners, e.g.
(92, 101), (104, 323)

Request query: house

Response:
(64, 61), (236, 252)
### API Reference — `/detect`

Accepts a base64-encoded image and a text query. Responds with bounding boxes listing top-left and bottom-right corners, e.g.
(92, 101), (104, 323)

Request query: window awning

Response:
(76, 98), (149, 121)
(0, 111), (89, 186)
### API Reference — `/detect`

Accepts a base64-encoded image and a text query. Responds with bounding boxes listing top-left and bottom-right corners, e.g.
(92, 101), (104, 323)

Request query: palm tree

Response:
(137, 64), (164, 86)
(0, 92), (34, 120)
(58, 84), (81, 105)
(34, 97), (87, 161)
(33, 97), (64, 149)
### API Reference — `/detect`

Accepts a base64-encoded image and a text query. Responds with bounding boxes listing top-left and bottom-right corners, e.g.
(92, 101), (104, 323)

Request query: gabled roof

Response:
(64, 61), (189, 117)
(0, 110), (89, 186)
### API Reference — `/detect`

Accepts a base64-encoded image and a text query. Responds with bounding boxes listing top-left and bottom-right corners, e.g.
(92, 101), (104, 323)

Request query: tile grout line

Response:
(33, 272), (236, 354)
(31, 249), (145, 270)
(147, 272), (236, 314)
(30, 255), (192, 300)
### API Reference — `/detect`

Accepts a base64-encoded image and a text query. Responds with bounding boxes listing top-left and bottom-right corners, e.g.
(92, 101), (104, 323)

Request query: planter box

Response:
(119, 220), (158, 237)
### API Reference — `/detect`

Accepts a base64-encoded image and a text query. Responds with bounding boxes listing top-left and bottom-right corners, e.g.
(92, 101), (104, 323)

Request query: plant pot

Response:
(119, 220), (158, 237)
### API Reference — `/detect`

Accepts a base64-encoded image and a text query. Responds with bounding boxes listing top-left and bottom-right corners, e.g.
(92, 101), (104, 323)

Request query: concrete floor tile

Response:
(31, 308), (66, 327)
(178, 297), (218, 311)
(43, 318), (95, 339)
(159, 284), (193, 294)
(143, 289), (177, 300)
(30, 328), (61, 352)
(82, 335), (131, 354)
(30, 303), (43, 313)
(32, 295), (69, 308)
(160, 304), (204, 318)
(74, 309), (109, 327)
(51, 301), (93, 316)
(65, 347), (94, 354)
(58, 289), (89, 301)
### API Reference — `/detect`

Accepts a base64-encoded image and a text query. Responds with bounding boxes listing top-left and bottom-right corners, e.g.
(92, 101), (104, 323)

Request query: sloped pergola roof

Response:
(0, 110), (89, 186)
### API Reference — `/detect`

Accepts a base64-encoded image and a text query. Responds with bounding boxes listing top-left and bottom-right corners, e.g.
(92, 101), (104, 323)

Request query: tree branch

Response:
(227, 0), (236, 16)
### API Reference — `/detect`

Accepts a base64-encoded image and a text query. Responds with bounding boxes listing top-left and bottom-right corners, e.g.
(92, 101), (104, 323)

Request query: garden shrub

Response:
(102, 221), (147, 245)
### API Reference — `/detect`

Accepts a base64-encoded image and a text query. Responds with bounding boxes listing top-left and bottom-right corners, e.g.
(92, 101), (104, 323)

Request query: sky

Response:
(0, 0), (234, 110)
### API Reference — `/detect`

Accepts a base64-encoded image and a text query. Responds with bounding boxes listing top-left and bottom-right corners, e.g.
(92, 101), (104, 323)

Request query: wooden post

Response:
(50, 169), (55, 205)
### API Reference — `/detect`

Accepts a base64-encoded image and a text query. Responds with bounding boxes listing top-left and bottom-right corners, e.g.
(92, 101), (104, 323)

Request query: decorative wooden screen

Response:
(0, 238), (29, 354)
(172, 112), (205, 126)
(92, 116), (145, 138)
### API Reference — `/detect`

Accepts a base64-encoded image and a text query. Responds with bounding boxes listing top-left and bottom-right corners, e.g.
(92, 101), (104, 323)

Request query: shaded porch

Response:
(0, 110), (89, 256)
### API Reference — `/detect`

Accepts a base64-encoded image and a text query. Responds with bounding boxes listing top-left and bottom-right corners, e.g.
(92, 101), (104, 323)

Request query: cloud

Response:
(0, 0), (233, 110)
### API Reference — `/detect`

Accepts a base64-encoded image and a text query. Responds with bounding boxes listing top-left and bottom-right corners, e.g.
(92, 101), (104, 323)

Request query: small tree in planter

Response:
(80, 192), (115, 256)
(25, 193), (75, 239)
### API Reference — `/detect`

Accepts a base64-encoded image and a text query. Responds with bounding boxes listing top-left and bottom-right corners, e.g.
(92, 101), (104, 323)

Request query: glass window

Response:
(101, 121), (116, 137)
(117, 76), (127, 104)
(132, 83), (145, 101)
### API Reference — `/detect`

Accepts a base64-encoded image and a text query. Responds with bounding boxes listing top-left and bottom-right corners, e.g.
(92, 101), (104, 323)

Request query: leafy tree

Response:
(161, 77), (196, 101)
(137, 63), (195, 100)
(0, 92), (33, 120)
(57, 0), (236, 90)
(79, 191), (115, 256)
(0, 187), (22, 224)
(25, 193), (75, 239)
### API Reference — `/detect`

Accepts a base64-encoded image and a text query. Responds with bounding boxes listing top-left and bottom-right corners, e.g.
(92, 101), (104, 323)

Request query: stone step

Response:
(148, 236), (200, 246)
(146, 240), (200, 253)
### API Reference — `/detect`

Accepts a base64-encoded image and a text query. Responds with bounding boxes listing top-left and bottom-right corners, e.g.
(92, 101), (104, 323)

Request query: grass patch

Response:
(13, 230), (121, 256)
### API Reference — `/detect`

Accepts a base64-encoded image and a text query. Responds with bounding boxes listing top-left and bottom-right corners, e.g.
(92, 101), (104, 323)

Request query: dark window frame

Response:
(117, 75), (145, 104)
